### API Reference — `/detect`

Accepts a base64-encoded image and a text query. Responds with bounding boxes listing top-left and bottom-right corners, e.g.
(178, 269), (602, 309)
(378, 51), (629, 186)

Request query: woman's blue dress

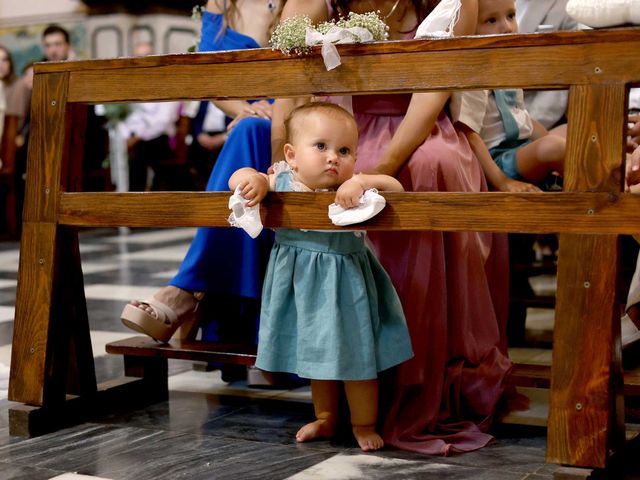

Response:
(170, 12), (274, 352)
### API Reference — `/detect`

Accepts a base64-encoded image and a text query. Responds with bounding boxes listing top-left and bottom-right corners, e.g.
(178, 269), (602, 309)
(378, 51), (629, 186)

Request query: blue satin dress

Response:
(170, 12), (274, 362)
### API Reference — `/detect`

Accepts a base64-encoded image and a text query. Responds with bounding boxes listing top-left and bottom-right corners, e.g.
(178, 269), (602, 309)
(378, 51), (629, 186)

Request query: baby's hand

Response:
(499, 179), (542, 193)
(238, 173), (269, 207)
(335, 177), (365, 208)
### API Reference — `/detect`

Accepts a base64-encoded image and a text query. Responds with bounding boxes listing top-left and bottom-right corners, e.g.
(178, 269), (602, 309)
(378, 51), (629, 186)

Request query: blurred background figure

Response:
(41, 24), (73, 62)
(117, 42), (182, 191)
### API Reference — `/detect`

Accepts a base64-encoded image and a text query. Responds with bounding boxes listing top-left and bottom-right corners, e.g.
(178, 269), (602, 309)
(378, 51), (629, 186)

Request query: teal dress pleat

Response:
(255, 165), (413, 380)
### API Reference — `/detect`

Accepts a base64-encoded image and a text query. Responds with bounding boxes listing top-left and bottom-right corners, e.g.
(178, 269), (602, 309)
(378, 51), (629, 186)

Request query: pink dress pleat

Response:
(353, 94), (512, 455)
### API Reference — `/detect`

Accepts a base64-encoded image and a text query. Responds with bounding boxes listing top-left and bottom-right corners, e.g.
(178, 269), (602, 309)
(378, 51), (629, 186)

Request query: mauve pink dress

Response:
(352, 93), (513, 455)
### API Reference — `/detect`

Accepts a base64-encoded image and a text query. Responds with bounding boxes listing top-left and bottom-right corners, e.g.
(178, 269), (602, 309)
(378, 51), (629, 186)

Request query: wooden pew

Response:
(8, 27), (640, 472)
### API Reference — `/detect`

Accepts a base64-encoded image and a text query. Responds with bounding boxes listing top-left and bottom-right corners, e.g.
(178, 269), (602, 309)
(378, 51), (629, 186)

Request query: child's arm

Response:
(334, 174), (404, 209)
(228, 168), (272, 207)
(464, 127), (541, 193)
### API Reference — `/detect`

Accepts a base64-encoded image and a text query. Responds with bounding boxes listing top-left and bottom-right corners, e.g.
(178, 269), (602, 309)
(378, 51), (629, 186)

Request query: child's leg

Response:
(344, 379), (384, 452)
(515, 135), (566, 183)
(296, 380), (339, 443)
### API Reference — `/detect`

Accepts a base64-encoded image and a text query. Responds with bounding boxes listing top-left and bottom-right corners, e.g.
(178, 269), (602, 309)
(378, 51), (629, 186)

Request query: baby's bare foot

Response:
(352, 425), (384, 452)
(296, 419), (336, 443)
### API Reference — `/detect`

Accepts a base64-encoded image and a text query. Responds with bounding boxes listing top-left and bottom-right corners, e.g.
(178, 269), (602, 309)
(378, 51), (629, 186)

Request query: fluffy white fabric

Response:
(566, 0), (640, 28)
(415, 0), (462, 38)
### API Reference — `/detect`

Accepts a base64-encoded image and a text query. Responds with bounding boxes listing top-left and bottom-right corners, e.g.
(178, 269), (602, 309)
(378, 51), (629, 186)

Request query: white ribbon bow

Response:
(415, 0), (462, 38)
(305, 26), (374, 70)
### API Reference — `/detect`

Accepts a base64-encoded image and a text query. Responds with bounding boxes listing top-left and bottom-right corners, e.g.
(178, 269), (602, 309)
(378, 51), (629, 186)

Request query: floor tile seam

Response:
(199, 433), (341, 456)
(0, 456), (70, 474)
(82, 420), (322, 456)
(0, 459), (67, 476)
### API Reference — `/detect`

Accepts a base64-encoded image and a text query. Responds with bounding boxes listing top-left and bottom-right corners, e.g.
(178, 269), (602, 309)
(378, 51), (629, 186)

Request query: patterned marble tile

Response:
(286, 452), (532, 480)
(116, 246), (191, 263)
(0, 462), (63, 480)
(0, 280), (16, 290)
(0, 306), (14, 323)
(50, 474), (114, 480)
(0, 250), (19, 273)
(103, 229), (197, 245)
(0, 344), (11, 372)
(84, 285), (159, 303)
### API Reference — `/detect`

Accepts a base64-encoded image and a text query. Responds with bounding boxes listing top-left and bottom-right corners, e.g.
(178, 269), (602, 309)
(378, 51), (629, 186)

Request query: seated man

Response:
(119, 42), (181, 191)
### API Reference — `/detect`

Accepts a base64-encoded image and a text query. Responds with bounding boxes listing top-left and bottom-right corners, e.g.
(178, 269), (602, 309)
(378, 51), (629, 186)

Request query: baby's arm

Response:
(334, 174), (403, 209)
(228, 168), (272, 207)
(464, 127), (540, 193)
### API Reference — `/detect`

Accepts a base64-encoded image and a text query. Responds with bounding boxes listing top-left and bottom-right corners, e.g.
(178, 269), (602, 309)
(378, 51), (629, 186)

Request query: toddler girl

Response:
(228, 101), (413, 451)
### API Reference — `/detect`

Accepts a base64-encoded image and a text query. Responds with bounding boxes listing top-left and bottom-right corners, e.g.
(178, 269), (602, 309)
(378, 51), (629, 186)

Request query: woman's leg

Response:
(122, 118), (273, 340)
(344, 379), (383, 451)
(296, 380), (340, 443)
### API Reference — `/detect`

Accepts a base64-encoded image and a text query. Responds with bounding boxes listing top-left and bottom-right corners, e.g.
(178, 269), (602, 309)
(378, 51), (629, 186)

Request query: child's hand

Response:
(335, 177), (365, 208)
(626, 146), (640, 193)
(238, 173), (269, 207)
(498, 178), (542, 193)
(628, 114), (640, 153)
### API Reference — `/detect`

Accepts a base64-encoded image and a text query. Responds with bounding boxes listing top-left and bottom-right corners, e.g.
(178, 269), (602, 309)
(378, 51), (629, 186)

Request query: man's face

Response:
(43, 32), (70, 61)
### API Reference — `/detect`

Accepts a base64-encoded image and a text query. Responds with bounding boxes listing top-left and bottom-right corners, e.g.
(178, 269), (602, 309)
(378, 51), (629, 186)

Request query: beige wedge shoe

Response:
(120, 291), (204, 343)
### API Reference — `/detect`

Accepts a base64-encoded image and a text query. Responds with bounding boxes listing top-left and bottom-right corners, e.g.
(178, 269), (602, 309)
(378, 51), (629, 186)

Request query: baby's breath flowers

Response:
(270, 15), (315, 55)
(337, 12), (389, 41)
(188, 4), (207, 53)
(270, 12), (388, 55)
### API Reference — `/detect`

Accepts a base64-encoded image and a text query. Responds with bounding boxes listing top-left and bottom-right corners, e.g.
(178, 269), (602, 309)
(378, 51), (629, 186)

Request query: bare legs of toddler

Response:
(296, 379), (383, 451)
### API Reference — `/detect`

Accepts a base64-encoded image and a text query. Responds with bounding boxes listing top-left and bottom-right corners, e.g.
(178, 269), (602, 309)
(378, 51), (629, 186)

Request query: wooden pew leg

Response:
(547, 234), (624, 468)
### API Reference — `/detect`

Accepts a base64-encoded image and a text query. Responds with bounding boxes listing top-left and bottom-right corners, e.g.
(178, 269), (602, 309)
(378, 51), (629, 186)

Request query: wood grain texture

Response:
(9, 222), (57, 405)
(37, 27), (640, 73)
(22, 73), (68, 222)
(547, 234), (620, 468)
(547, 84), (627, 468)
(57, 191), (640, 234)
(65, 40), (640, 103)
(107, 336), (257, 366)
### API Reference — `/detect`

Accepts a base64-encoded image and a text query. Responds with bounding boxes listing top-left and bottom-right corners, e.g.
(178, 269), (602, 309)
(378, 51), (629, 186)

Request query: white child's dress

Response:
(255, 162), (414, 380)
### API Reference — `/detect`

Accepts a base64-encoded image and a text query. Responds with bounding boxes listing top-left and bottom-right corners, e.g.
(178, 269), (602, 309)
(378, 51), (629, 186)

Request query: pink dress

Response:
(353, 94), (513, 455)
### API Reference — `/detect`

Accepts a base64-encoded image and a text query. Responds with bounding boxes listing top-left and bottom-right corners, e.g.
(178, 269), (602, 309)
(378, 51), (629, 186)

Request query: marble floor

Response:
(0, 228), (639, 479)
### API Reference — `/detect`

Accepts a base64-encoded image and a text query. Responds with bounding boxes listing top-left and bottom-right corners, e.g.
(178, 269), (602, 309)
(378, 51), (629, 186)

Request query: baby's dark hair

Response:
(284, 101), (357, 144)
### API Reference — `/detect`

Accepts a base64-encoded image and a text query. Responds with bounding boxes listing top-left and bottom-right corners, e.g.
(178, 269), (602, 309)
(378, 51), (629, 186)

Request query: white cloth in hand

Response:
(328, 188), (386, 226)
(228, 185), (263, 238)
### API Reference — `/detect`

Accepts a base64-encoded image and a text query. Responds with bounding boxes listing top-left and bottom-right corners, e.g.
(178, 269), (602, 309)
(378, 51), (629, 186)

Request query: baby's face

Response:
(286, 111), (358, 190)
(477, 0), (518, 35)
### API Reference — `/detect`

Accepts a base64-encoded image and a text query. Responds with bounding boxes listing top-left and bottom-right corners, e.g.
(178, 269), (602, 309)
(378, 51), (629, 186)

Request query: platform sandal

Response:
(120, 291), (205, 343)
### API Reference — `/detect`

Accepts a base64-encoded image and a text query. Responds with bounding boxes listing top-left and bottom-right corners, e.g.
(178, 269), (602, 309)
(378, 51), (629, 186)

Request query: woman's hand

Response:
(227, 100), (273, 131)
(334, 177), (365, 209)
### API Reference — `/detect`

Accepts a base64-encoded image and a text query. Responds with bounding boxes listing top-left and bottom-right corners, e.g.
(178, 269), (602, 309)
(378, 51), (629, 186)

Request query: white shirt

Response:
(450, 89), (533, 149)
(118, 101), (180, 141)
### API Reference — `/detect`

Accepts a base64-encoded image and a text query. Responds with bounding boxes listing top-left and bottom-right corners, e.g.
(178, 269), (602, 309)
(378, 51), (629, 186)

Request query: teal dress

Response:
(255, 163), (413, 381)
